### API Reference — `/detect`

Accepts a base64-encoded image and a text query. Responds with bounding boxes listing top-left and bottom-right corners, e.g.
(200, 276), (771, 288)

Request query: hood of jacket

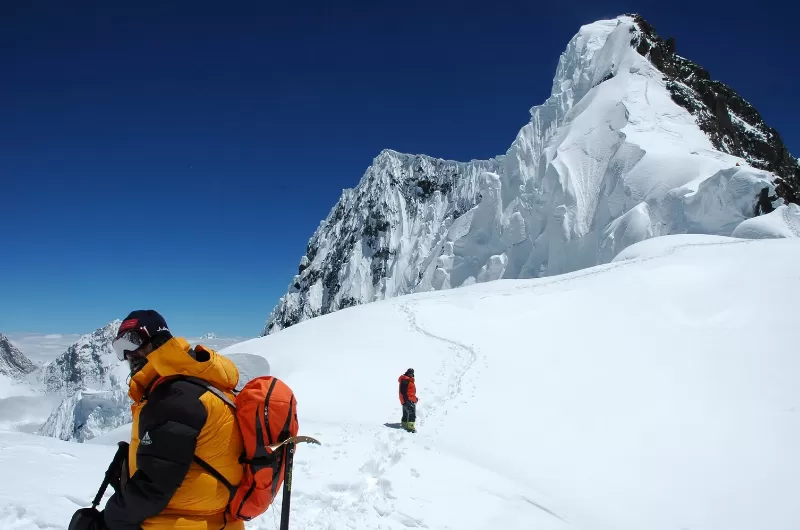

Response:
(398, 374), (414, 383)
(129, 337), (239, 402)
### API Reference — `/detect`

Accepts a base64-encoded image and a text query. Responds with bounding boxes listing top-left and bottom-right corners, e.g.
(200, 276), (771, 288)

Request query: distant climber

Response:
(755, 186), (778, 216)
(398, 368), (418, 433)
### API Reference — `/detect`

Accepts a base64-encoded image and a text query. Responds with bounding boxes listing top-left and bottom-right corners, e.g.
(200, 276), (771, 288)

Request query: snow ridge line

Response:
(399, 300), (478, 427)
(486, 236), (761, 300)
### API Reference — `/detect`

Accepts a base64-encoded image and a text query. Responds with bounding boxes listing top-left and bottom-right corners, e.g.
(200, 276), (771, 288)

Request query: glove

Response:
(68, 508), (107, 530)
(108, 441), (130, 493)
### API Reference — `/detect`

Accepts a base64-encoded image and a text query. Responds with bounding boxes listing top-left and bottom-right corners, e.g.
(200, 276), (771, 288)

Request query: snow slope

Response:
(732, 203), (800, 238)
(265, 15), (793, 335)
(0, 431), (119, 529)
(240, 238), (800, 530)
(10, 237), (795, 529)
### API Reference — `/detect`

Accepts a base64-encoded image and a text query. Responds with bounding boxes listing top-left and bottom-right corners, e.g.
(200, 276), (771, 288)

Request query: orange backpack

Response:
(184, 375), (299, 522)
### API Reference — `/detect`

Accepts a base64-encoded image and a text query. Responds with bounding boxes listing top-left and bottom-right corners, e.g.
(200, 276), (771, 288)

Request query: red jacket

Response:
(398, 375), (417, 404)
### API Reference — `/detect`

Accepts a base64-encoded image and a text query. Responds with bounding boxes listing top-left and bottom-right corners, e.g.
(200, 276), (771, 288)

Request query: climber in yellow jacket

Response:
(99, 310), (244, 530)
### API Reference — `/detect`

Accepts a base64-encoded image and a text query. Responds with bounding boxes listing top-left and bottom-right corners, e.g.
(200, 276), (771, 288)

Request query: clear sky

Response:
(2, 0), (796, 338)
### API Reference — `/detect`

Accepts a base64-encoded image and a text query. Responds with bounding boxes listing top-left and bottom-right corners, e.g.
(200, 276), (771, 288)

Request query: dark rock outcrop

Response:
(0, 333), (36, 377)
(630, 14), (799, 198)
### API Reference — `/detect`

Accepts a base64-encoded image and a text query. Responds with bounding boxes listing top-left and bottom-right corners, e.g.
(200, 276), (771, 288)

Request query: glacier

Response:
(38, 389), (132, 442)
(264, 14), (798, 335)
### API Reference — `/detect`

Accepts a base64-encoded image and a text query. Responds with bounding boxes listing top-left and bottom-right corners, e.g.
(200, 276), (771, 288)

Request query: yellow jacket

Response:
(104, 337), (244, 530)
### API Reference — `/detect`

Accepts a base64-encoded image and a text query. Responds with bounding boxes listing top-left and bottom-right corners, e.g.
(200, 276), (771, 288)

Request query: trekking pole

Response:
(92, 441), (129, 509)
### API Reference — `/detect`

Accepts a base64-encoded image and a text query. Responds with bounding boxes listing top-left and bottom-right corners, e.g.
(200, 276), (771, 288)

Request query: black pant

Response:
(401, 401), (416, 423)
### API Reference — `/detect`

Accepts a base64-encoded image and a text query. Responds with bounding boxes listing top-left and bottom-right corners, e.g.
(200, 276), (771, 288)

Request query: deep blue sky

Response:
(1, 0), (796, 338)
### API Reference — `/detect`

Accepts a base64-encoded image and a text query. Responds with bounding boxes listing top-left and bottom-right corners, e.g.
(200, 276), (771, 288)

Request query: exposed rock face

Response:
(631, 14), (799, 195)
(0, 333), (36, 377)
(264, 152), (499, 333)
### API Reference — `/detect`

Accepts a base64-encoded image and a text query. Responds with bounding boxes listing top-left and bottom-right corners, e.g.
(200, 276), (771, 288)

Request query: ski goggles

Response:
(112, 330), (151, 360)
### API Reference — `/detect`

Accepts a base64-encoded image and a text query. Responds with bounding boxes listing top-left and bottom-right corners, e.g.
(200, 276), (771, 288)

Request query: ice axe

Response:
(92, 441), (129, 507)
(277, 436), (321, 530)
(68, 441), (129, 530)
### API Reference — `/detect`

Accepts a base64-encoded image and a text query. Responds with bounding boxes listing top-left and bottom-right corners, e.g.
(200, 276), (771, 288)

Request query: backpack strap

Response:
(165, 375), (240, 502)
(178, 376), (237, 409)
(193, 454), (237, 500)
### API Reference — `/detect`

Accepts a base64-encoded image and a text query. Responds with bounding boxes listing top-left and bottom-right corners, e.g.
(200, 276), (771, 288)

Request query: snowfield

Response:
(2, 235), (798, 530)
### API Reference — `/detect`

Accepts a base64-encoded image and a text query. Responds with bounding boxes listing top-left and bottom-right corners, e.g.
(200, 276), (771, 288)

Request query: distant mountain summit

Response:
(36, 320), (131, 442)
(0, 332), (36, 377)
(38, 320), (124, 393)
(630, 14), (799, 191)
(262, 14), (797, 336)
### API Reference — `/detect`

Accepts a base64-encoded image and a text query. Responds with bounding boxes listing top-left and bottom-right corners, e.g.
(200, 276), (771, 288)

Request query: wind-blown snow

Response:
(0, 375), (61, 434)
(4, 237), (798, 530)
(0, 343), (58, 434)
(265, 15), (789, 334)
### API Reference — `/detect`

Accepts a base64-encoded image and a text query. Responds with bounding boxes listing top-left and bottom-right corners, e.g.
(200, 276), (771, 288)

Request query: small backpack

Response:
(183, 374), (299, 522)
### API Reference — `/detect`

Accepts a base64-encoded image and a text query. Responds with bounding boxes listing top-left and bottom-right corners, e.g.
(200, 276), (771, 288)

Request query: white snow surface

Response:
(266, 15), (788, 335)
(6, 237), (796, 529)
(732, 203), (800, 239)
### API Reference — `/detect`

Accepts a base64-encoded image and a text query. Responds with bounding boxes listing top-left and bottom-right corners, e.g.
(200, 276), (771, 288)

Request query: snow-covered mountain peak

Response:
(0, 333), (36, 378)
(547, 16), (633, 106)
(264, 149), (500, 334)
(629, 13), (799, 188)
(38, 320), (124, 393)
(263, 14), (797, 335)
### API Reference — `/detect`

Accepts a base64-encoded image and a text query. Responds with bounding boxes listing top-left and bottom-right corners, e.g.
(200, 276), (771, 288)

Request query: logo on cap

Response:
(119, 319), (139, 333)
